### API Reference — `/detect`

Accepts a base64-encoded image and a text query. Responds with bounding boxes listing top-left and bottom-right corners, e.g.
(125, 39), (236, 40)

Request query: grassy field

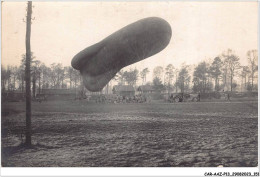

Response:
(1, 99), (258, 167)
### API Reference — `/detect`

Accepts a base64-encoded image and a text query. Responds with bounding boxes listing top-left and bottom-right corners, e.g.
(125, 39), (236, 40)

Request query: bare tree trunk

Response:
(7, 78), (10, 91)
(244, 74), (247, 89)
(230, 74), (233, 92)
(215, 77), (218, 91)
(38, 73), (41, 94)
(74, 78), (77, 98)
(25, 1), (32, 146)
(224, 74), (227, 89)
(32, 76), (36, 98)
(251, 69), (254, 91)
(2, 79), (6, 93)
(13, 76), (16, 90)
(70, 72), (72, 89)
(241, 76), (243, 92)
(175, 73), (178, 93)
(22, 77), (24, 93)
(2, 80), (4, 93)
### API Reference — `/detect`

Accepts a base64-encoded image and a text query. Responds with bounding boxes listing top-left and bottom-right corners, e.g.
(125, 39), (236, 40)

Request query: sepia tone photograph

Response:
(1, 1), (258, 168)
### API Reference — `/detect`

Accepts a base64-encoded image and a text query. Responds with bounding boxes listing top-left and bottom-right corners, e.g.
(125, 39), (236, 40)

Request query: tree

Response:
(165, 64), (174, 94)
(31, 60), (41, 98)
(123, 69), (139, 86)
(1, 65), (12, 92)
(9, 66), (19, 91)
(115, 70), (125, 85)
(20, 53), (36, 93)
(65, 66), (74, 89)
(152, 77), (164, 92)
(25, 1), (32, 146)
(71, 68), (80, 89)
(49, 63), (65, 88)
(177, 65), (190, 93)
(174, 68), (179, 93)
(192, 61), (213, 93)
(1, 65), (11, 92)
(222, 49), (240, 92)
(247, 50), (258, 91)
(240, 66), (250, 91)
(1, 65), (6, 92)
(59, 66), (66, 88)
(193, 62), (208, 93)
(49, 63), (57, 88)
(153, 66), (164, 81)
(140, 68), (149, 85)
(5, 65), (12, 91)
(38, 63), (48, 92)
(221, 60), (229, 91)
(40, 64), (51, 89)
(231, 82), (238, 91)
(210, 57), (222, 91)
(17, 65), (25, 93)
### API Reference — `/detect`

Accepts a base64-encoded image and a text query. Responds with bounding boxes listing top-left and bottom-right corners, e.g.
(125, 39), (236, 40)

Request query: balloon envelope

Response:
(71, 17), (172, 91)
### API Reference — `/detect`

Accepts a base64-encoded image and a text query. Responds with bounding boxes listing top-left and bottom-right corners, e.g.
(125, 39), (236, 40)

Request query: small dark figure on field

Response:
(169, 94), (174, 103)
(20, 132), (25, 143)
(227, 93), (231, 101)
(179, 93), (184, 102)
(197, 93), (200, 102)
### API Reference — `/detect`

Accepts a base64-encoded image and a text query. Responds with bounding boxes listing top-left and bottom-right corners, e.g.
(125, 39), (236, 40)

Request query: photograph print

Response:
(1, 1), (258, 167)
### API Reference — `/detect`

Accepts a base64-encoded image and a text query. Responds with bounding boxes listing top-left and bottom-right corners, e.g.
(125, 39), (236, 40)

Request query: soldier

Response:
(227, 93), (231, 101)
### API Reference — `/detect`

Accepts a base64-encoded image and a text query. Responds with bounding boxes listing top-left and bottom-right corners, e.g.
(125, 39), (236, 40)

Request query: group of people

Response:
(94, 94), (150, 104)
(167, 93), (200, 102)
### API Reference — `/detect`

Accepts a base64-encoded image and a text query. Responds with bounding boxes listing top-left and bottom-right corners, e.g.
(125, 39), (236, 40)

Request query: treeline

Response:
(192, 49), (258, 93)
(115, 49), (258, 94)
(1, 53), (81, 97)
(1, 49), (258, 96)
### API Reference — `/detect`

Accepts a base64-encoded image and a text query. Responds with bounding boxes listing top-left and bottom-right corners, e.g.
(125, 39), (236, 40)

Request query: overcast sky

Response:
(2, 1), (258, 80)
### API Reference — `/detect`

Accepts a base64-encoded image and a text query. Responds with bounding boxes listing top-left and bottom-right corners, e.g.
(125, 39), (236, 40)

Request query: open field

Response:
(1, 99), (258, 167)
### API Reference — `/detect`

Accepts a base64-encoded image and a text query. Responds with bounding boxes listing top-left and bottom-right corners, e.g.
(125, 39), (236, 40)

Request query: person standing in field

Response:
(197, 92), (201, 102)
(227, 93), (231, 101)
